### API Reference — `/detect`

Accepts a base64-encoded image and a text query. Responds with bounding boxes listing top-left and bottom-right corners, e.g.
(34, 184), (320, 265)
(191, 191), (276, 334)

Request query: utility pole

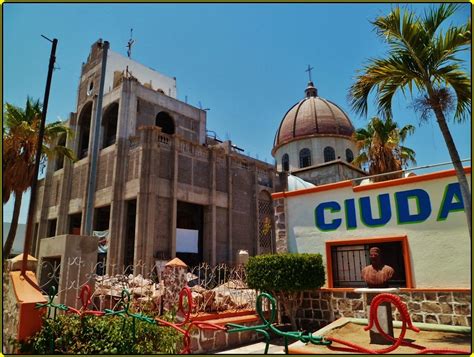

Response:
(21, 36), (58, 279)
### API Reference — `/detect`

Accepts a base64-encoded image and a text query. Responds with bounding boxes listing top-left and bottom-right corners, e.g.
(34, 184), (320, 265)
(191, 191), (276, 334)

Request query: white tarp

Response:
(176, 228), (199, 253)
(287, 175), (315, 191)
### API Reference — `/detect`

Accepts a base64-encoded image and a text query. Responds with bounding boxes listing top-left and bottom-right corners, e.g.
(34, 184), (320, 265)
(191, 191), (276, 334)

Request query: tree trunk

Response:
(432, 106), (471, 237)
(3, 191), (23, 260)
(276, 290), (303, 330)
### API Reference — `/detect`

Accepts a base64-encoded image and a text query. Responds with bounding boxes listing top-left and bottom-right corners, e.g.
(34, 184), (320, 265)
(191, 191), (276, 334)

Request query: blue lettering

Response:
(359, 194), (391, 227)
(315, 202), (342, 231)
(438, 183), (464, 221)
(344, 199), (357, 230)
(396, 189), (432, 224)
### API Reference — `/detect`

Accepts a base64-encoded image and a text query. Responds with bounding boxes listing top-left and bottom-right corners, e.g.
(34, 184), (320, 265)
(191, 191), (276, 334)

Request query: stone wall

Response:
(296, 290), (471, 331)
(190, 320), (261, 353)
(273, 198), (287, 253)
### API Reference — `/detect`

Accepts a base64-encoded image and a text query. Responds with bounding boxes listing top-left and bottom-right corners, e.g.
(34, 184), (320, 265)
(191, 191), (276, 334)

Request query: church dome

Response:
(272, 81), (354, 154)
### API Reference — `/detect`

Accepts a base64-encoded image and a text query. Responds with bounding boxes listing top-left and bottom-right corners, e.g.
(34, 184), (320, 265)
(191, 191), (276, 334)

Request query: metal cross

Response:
(126, 28), (135, 58)
(305, 64), (314, 82)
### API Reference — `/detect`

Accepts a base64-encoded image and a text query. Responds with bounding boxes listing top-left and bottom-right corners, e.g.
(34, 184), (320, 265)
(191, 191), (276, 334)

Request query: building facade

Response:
(32, 40), (278, 272)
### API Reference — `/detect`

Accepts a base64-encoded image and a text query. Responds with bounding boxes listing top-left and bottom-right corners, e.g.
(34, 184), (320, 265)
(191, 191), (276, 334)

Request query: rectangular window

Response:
(326, 236), (412, 288)
(47, 219), (57, 237)
(68, 213), (82, 235)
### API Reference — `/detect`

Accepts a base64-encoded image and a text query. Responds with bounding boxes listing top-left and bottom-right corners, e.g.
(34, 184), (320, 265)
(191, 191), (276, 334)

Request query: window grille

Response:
(299, 148), (311, 168)
(324, 146), (335, 162)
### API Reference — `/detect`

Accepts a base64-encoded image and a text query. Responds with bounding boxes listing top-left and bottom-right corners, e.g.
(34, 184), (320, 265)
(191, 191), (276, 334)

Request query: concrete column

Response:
(80, 98), (98, 234)
(227, 155), (233, 264)
(209, 149), (217, 265)
(135, 126), (161, 274)
(107, 80), (134, 274)
(56, 112), (77, 236)
(170, 137), (179, 260)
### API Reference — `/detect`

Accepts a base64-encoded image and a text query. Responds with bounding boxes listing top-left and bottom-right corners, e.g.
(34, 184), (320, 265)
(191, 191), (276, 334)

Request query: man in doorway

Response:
(361, 247), (394, 288)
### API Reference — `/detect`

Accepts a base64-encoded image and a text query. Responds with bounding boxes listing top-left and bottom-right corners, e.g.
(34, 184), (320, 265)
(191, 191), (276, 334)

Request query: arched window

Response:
(281, 153), (289, 172)
(77, 102), (93, 159)
(324, 146), (335, 162)
(299, 148), (312, 168)
(102, 102), (119, 148)
(346, 148), (354, 163)
(155, 111), (175, 135)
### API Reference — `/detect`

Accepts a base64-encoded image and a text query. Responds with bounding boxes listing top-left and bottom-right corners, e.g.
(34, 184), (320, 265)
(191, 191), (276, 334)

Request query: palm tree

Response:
(349, 4), (471, 234)
(353, 116), (416, 182)
(3, 97), (75, 258)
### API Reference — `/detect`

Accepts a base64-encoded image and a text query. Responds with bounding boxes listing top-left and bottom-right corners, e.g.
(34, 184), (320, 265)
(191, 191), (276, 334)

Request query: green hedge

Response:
(20, 313), (181, 354)
(246, 253), (325, 292)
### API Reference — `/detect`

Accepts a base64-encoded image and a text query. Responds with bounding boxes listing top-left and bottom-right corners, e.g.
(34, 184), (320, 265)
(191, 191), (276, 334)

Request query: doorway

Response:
(176, 201), (203, 267)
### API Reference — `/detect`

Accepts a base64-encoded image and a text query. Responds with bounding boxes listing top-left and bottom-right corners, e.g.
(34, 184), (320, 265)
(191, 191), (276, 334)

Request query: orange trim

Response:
(325, 235), (413, 289)
(272, 167), (471, 199)
(354, 167), (471, 192)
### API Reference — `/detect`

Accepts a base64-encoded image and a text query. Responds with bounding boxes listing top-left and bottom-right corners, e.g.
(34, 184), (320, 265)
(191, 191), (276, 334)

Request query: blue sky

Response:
(3, 3), (471, 224)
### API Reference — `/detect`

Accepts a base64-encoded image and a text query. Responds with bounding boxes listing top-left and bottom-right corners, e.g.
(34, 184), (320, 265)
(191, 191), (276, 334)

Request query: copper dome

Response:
(273, 82), (355, 153)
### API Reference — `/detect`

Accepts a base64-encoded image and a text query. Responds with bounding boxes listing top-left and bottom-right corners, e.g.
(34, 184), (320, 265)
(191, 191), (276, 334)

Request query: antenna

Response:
(198, 101), (210, 111)
(305, 64), (314, 82)
(126, 28), (135, 58)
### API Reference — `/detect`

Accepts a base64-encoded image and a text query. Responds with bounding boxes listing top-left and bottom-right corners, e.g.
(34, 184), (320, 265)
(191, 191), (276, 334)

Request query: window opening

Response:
(299, 148), (312, 168)
(324, 146), (336, 162)
(282, 153), (289, 172)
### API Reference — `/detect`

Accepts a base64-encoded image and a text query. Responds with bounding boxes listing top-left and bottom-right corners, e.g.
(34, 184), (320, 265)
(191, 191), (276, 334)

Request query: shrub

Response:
(20, 313), (181, 354)
(246, 253), (325, 329)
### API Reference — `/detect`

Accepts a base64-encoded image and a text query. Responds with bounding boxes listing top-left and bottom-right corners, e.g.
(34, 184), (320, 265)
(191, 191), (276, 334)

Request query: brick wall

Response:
(297, 290), (471, 331)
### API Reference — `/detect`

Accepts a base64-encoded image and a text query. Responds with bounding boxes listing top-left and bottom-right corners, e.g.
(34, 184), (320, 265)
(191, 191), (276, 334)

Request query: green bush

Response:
(246, 253), (325, 329)
(20, 313), (181, 354)
(246, 253), (325, 292)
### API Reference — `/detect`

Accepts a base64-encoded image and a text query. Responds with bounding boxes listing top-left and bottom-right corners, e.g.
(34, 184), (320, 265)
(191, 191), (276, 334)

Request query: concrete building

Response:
(272, 81), (365, 185)
(32, 40), (278, 273)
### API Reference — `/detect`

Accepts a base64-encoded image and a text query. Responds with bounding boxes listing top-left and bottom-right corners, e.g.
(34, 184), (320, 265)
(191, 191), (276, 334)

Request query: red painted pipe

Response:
(326, 293), (470, 354)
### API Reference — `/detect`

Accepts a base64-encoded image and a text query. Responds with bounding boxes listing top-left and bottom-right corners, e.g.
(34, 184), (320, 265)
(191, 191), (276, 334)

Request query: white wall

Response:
(274, 136), (357, 172)
(105, 51), (177, 98)
(282, 170), (471, 288)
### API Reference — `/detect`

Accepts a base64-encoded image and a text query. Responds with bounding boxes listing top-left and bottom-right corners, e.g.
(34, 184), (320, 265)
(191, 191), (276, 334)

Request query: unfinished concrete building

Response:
(32, 40), (277, 272)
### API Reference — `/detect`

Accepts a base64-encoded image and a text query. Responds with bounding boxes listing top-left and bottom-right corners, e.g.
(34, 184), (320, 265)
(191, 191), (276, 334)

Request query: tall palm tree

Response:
(3, 97), (75, 258)
(349, 4), (471, 234)
(353, 116), (416, 182)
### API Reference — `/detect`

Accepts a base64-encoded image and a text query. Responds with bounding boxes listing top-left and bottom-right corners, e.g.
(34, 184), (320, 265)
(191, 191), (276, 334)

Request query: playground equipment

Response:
(34, 286), (471, 354)
(226, 292), (331, 354)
